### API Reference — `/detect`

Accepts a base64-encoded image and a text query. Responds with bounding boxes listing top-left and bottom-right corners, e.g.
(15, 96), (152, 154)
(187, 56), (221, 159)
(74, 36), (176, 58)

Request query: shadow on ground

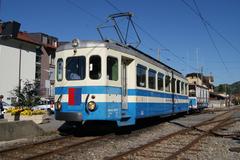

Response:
(57, 112), (188, 137)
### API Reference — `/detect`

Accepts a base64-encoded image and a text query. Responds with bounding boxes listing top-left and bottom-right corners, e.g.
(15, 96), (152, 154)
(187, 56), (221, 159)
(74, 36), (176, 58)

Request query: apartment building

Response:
(0, 21), (58, 104)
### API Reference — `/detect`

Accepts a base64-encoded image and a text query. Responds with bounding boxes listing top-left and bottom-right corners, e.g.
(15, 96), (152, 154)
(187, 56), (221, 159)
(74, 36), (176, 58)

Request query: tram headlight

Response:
(72, 38), (80, 48)
(56, 101), (62, 110)
(88, 101), (96, 111)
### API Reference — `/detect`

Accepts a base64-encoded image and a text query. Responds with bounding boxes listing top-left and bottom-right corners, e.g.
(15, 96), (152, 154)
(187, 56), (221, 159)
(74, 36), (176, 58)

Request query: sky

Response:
(1, 0), (240, 85)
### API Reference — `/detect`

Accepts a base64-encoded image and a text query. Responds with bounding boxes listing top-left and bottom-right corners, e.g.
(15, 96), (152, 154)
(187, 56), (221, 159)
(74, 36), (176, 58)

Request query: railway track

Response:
(0, 108), (238, 160)
(0, 134), (109, 160)
(107, 109), (238, 160)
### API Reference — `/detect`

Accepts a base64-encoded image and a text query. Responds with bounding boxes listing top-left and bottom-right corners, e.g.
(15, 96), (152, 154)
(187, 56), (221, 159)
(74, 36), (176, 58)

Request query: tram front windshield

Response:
(66, 56), (86, 80)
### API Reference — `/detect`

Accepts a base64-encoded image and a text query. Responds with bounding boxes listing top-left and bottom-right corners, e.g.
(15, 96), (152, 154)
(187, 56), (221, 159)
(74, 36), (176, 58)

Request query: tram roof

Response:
(57, 40), (185, 79)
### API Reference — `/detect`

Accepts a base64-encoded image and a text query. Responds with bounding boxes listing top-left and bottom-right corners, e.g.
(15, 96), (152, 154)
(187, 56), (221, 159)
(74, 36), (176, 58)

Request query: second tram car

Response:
(55, 39), (189, 127)
(188, 84), (209, 111)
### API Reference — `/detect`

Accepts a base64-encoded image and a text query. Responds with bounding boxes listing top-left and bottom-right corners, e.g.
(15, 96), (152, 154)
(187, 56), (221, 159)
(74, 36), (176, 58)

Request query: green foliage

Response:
(215, 81), (240, 105)
(215, 81), (240, 95)
(11, 80), (41, 107)
(230, 81), (240, 94)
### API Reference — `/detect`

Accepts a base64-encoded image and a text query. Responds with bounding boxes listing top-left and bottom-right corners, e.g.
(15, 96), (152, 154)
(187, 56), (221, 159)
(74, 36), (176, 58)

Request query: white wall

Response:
(0, 45), (36, 104)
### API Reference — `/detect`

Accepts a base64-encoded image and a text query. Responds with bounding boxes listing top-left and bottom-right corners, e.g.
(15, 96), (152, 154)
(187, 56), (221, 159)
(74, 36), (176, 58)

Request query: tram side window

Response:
(177, 80), (180, 94)
(57, 59), (63, 81)
(66, 56), (85, 80)
(137, 64), (146, 87)
(181, 82), (184, 95)
(165, 75), (171, 92)
(172, 78), (176, 93)
(107, 56), (118, 81)
(148, 69), (156, 89)
(89, 55), (101, 80)
(158, 72), (164, 91)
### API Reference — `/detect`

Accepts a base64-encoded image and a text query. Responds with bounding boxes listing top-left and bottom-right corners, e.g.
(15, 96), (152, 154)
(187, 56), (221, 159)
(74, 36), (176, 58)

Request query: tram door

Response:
(121, 58), (128, 110)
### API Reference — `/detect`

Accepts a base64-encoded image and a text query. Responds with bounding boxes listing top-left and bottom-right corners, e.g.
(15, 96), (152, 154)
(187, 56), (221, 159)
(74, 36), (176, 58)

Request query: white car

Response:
(32, 101), (54, 114)
(2, 101), (14, 113)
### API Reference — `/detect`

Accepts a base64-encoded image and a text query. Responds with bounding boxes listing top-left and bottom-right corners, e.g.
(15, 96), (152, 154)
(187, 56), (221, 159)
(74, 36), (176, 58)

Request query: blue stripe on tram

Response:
(55, 86), (188, 100)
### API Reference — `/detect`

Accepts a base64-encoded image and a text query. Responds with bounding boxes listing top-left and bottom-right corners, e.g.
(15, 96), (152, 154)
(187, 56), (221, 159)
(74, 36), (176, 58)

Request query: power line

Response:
(192, 0), (230, 74)
(65, 0), (103, 22)
(104, 0), (198, 71)
(181, 0), (240, 57)
(105, 0), (121, 12)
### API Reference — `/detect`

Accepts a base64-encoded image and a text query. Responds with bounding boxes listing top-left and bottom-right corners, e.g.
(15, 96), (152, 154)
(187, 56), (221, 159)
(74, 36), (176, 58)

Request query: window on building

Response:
(181, 82), (184, 95)
(172, 78), (176, 93)
(158, 72), (164, 91)
(177, 80), (180, 94)
(57, 59), (63, 81)
(36, 55), (41, 64)
(107, 56), (118, 81)
(66, 56), (85, 80)
(165, 75), (171, 92)
(89, 55), (101, 80)
(35, 64), (41, 80)
(148, 69), (156, 89)
(137, 64), (146, 87)
(42, 36), (48, 44)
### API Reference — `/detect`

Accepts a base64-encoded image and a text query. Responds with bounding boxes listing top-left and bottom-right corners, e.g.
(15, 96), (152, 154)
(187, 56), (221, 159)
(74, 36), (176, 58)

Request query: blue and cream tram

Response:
(55, 39), (189, 127)
(188, 84), (209, 111)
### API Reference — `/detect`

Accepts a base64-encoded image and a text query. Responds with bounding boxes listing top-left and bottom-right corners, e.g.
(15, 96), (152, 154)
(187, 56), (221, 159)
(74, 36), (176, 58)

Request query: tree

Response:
(11, 80), (41, 107)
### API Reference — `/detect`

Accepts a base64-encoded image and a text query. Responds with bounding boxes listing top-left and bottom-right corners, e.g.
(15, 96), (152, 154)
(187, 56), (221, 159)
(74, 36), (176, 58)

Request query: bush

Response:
(11, 80), (41, 107)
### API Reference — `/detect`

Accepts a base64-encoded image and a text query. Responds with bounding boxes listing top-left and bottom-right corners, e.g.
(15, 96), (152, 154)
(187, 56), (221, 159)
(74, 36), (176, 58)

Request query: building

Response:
(0, 21), (58, 104)
(186, 73), (214, 92)
(202, 75), (214, 92)
(28, 33), (58, 99)
(186, 73), (203, 86)
(0, 31), (40, 104)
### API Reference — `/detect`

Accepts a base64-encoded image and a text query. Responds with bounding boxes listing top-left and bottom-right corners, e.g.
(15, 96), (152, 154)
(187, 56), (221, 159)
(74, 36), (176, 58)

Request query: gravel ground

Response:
(1, 107), (240, 160)
(44, 122), (184, 160)
(179, 136), (240, 160)
(179, 107), (240, 160)
(39, 112), (227, 160)
(170, 112), (221, 128)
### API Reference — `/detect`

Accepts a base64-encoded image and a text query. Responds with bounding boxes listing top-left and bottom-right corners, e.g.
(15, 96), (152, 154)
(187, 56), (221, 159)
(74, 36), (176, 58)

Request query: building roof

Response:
(17, 32), (40, 45)
(0, 31), (41, 52)
(203, 75), (214, 82)
(186, 73), (203, 78)
(28, 32), (58, 49)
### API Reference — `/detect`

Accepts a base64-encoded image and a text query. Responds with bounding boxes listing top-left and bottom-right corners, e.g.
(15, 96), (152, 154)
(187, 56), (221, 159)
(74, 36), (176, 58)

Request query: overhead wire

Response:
(104, 0), (198, 71)
(105, 0), (121, 12)
(65, 0), (103, 22)
(181, 0), (240, 57)
(192, 0), (230, 74)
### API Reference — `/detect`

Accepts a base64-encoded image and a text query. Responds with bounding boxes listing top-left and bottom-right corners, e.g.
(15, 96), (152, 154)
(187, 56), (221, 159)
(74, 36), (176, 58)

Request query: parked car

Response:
(2, 101), (14, 113)
(32, 100), (54, 115)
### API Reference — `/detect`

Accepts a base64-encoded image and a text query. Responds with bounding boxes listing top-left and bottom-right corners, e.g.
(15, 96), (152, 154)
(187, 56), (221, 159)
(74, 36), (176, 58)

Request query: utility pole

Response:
(157, 48), (160, 61)
(18, 47), (22, 97)
(200, 66), (203, 86)
(196, 48), (199, 85)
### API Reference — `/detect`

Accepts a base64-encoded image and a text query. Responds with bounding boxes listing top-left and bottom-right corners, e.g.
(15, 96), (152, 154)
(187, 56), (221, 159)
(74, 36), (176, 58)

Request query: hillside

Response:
(215, 81), (240, 95)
